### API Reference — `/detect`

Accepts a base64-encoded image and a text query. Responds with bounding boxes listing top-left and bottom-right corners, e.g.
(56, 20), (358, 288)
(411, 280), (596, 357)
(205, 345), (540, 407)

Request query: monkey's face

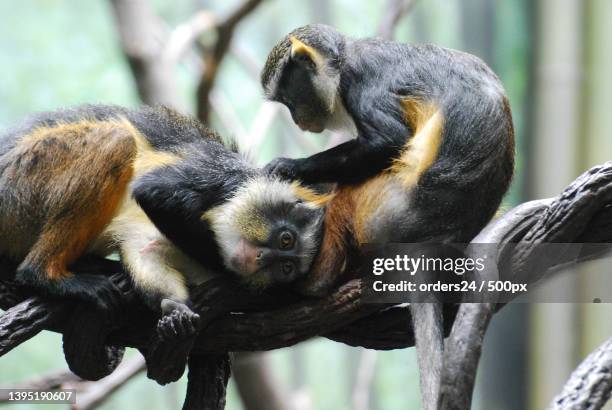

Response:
(206, 179), (325, 288)
(229, 213), (319, 285)
(262, 29), (343, 135)
(275, 61), (333, 134)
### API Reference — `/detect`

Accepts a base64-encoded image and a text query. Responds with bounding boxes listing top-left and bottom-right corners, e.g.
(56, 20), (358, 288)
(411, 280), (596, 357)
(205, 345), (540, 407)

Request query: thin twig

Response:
(377, 0), (418, 40)
(162, 11), (217, 65)
(0, 370), (82, 402)
(74, 355), (146, 410)
(196, 0), (265, 122)
(351, 349), (378, 410)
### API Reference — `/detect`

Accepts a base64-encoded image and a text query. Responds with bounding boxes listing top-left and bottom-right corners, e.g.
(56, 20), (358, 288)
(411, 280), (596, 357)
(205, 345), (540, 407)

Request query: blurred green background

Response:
(0, 1), (611, 409)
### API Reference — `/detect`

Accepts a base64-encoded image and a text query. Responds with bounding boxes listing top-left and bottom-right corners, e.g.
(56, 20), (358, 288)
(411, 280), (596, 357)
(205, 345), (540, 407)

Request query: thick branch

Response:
(1, 162), (612, 409)
(439, 162), (612, 410)
(0, 298), (64, 356)
(549, 337), (612, 410)
(183, 354), (231, 410)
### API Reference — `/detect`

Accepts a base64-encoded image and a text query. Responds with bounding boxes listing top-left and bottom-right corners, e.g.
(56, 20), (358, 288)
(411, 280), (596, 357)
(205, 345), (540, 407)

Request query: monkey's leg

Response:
(120, 229), (202, 384)
(15, 220), (125, 312)
(119, 224), (193, 312)
(13, 122), (137, 312)
(120, 230), (201, 327)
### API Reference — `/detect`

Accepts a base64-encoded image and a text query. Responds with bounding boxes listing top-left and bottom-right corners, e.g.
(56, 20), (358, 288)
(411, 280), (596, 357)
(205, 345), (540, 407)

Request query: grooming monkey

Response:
(262, 25), (515, 409)
(0, 105), (325, 331)
(261, 23), (514, 290)
(261, 24), (513, 188)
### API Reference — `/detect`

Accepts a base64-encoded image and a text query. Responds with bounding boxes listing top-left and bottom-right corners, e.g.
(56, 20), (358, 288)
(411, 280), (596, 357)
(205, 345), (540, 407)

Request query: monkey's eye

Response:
(281, 261), (295, 276)
(279, 230), (295, 250)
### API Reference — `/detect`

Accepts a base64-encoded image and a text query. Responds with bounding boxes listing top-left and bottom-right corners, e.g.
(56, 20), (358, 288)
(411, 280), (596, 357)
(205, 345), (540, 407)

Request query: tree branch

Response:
(1, 163), (612, 409)
(196, 0), (264, 122)
(0, 298), (64, 357)
(75, 356), (146, 410)
(162, 11), (217, 65)
(109, 0), (185, 110)
(377, 0), (418, 40)
(549, 337), (612, 410)
(0, 369), (81, 402)
(439, 162), (612, 410)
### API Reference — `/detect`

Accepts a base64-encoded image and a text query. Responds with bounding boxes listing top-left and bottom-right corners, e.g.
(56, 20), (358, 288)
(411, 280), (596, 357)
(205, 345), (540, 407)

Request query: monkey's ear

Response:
(289, 36), (323, 69)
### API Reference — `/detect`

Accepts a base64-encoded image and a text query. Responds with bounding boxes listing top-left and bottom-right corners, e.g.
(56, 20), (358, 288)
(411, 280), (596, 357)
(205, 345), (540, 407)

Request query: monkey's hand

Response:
(263, 157), (305, 181)
(145, 299), (202, 385)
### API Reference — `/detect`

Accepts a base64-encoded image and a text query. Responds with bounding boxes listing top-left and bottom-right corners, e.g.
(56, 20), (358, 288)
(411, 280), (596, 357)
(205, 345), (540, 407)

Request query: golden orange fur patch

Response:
(390, 97), (444, 187)
(300, 99), (445, 295)
(291, 182), (334, 207)
(15, 120), (139, 280)
(302, 186), (355, 294)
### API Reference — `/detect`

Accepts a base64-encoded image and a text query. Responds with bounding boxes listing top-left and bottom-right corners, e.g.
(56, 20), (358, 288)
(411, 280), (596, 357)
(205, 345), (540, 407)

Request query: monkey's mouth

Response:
(297, 122), (324, 133)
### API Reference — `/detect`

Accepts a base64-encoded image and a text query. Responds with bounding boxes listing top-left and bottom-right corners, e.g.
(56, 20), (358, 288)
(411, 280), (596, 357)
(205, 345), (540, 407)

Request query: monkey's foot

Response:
(157, 299), (201, 342)
(15, 266), (126, 314)
(145, 300), (202, 385)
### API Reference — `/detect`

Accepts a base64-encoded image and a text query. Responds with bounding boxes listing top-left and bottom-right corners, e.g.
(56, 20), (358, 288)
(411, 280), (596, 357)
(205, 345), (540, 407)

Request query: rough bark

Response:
(1, 162), (612, 409)
(549, 337), (612, 410)
(183, 354), (231, 410)
(439, 162), (612, 410)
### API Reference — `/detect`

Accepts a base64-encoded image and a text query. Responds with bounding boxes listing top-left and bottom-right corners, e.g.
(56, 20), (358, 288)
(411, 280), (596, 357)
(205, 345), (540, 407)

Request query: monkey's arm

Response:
(266, 139), (399, 184)
(266, 94), (410, 185)
(132, 164), (240, 271)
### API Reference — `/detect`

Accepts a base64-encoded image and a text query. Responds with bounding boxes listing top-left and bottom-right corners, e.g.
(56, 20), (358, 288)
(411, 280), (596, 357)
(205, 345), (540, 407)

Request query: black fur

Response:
(132, 137), (257, 273)
(262, 24), (514, 201)
(1, 104), (325, 307)
(0, 105), (258, 306)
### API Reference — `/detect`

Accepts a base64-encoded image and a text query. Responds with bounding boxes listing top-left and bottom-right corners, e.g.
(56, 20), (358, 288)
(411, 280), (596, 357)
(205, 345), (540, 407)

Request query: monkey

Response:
(261, 24), (512, 189)
(292, 96), (512, 409)
(261, 24), (515, 409)
(261, 24), (515, 291)
(0, 105), (325, 331)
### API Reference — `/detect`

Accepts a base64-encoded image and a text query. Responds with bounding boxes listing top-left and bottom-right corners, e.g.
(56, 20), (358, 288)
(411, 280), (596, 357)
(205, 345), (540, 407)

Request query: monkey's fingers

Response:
(157, 300), (201, 342)
(178, 310), (198, 337)
(190, 312), (202, 329)
(263, 157), (301, 181)
(158, 314), (178, 342)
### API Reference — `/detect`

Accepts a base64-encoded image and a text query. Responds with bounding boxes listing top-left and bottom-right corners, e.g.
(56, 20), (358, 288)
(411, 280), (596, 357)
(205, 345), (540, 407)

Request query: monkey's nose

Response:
(255, 249), (274, 266)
